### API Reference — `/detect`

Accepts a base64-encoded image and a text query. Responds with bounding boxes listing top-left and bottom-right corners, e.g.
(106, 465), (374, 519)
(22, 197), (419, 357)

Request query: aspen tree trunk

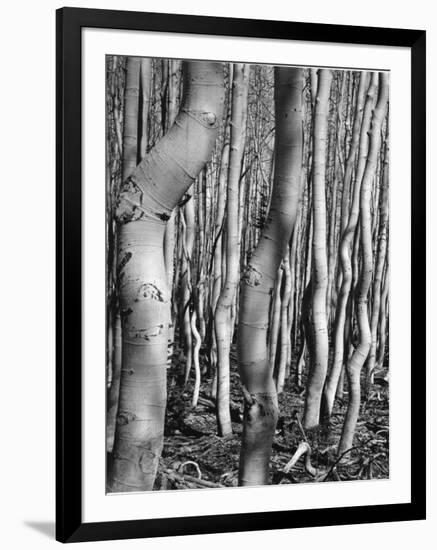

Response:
(215, 64), (249, 437)
(109, 61), (224, 492)
(122, 57), (141, 175)
(162, 60), (180, 366)
(377, 258), (390, 370)
(321, 72), (373, 422)
(210, 138), (230, 374)
(339, 72), (389, 454)
(181, 193), (195, 382)
(286, 211), (301, 365)
(365, 131), (389, 389)
(238, 67), (302, 485)
(303, 69), (332, 430)
(107, 57), (142, 451)
(326, 74), (345, 322)
(139, 58), (152, 159)
(269, 266), (283, 373)
(276, 249), (292, 393)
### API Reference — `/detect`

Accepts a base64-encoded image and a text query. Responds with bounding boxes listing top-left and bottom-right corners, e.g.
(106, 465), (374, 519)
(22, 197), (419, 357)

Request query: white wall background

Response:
(0, 1), (433, 548)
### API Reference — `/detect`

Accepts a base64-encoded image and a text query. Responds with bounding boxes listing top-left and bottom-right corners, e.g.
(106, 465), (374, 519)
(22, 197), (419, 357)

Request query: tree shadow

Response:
(24, 521), (54, 539)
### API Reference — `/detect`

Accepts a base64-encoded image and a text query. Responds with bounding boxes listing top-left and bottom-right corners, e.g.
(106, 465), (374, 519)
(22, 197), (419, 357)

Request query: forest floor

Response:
(155, 343), (389, 490)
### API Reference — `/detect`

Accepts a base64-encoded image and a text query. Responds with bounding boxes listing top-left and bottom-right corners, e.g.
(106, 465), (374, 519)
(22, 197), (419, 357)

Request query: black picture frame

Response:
(56, 6), (426, 543)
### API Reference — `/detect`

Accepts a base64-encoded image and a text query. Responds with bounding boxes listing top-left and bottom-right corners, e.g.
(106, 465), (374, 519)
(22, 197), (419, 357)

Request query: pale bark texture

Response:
(107, 57), (142, 451)
(105, 60), (391, 490)
(339, 72), (389, 454)
(122, 57), (141, 178)
(215, 64), (249, 437)
(322, 72), (371, 421)
(139, 58), (152, 159)
(109, 61), (224, 492)
(303, 69), (332, 430)
(365, 130), (389, 389)
(238, 67), (302, 485)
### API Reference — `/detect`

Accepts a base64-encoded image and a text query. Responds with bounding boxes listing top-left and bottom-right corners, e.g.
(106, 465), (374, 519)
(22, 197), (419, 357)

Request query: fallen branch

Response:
(164, 468), (223, 489)
(283, 441), (317, 477)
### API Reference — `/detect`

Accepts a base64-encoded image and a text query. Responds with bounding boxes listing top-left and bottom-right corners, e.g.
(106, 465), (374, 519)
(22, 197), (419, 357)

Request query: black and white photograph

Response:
(0, 0), (431, 546)
(105, 57), (390, 493)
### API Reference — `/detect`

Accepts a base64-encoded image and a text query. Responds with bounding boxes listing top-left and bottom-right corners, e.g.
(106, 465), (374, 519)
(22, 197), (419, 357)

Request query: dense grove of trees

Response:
(106, 56), (390, 492)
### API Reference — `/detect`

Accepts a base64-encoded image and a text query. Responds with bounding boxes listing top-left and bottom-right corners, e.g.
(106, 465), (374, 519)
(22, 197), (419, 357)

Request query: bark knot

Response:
(115, 176), (145, 223)
(133, 325), (165, 340)
(156, 212), (171, 221)
(116, 410), (137, 426)
(183, 109), (218, 129)
(139, 450), (157, 473)
(242, 265), (262, 287)
(136, 283), (166, 302)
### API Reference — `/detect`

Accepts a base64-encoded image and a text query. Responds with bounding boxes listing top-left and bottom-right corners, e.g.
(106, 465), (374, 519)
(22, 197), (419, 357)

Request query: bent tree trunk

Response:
(339, 72), (389, 454)
(321, 72), (371, 422)
(365, 129), (389, 390)
(109, 61), (224, 492)
(303, 69), (332, 430)
(238, 67), (302, 485)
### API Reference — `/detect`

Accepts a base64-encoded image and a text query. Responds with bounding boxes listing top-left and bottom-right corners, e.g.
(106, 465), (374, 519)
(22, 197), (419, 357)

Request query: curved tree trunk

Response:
(321, 72), (374, 423)
(181, 193), (195, 383)
(339, 72), (389, 454)
(238, 67), (302, 485)
(109, 61), (224, 492)
(303, 69), (332, 430)
(365, 128), (389, 390)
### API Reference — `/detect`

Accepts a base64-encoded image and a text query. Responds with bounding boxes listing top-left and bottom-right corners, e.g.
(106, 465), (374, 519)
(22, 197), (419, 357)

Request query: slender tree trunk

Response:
(106, 57), (141, 451)
(269, 266), (283, 374)
(321, 72), (373, 422)
(276, 248), (292, 393)
(109, 61), (224, 492)
(365, 129), (389, 390)
(106, 308), (122, 451)
(210, 137), (230, 375)
(122, 57), (141, 176)
(139, 58), (152, 159)
(215, 63), (250, 437)
(181, 193), (195, 383)
(339, 72), (389, 454)
(303, 69), (332, 430)
(238, 67), (302, 485)
(376, 257), (390, 370)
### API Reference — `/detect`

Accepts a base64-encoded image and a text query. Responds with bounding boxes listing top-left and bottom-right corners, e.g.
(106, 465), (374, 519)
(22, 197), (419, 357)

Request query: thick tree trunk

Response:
(109, 61), (224, 492)
(238, 67), (302, 485)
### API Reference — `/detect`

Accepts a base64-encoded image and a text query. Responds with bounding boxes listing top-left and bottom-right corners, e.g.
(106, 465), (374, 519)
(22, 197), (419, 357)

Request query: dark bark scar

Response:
(136, 283), (166, 302)
(242, 264), (262, 286)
